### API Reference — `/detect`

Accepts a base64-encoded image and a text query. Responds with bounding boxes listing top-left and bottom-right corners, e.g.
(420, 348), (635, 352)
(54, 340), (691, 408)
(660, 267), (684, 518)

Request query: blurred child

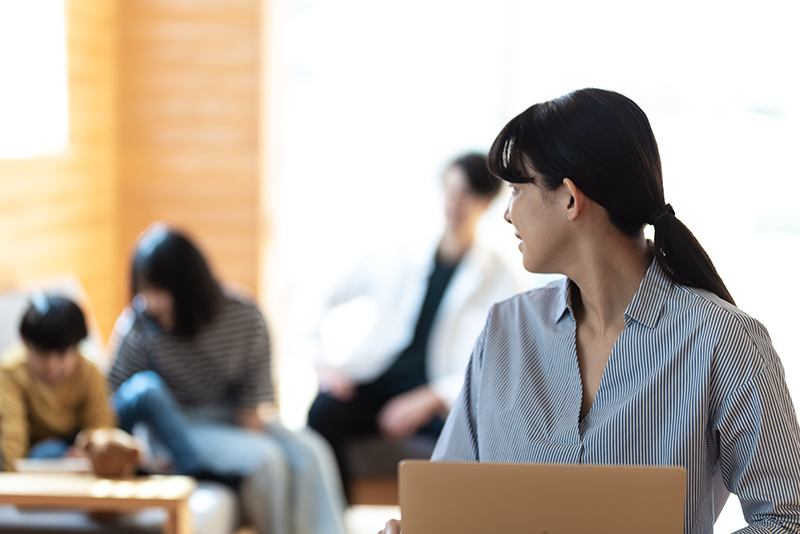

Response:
(0, 293), (115, 470)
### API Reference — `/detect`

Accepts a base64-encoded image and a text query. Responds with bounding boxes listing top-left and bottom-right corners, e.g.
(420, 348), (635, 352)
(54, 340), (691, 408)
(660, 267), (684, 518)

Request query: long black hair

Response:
(488, 88), (734, 305)
(132, 225), (223, 336)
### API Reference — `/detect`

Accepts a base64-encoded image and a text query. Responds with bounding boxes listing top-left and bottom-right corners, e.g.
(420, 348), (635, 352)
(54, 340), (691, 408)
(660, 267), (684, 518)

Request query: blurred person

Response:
(0, 294), (115, 470)
(304, 153), (521, 497)
(108, 225), (346, 534)
(380, 88), (800, 534)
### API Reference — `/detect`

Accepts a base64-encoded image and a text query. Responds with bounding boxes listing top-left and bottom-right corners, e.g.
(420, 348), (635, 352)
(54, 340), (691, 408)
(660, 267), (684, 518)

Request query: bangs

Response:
(487, 106), (540, 184)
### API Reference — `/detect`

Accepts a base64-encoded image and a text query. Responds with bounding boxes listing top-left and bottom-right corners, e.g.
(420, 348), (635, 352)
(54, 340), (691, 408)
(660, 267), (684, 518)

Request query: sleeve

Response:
(80, 362), (117, 430)
(289, 253), (377, 367)
(712, 327), (800, 533)
(107, 308), (156, 393)
(0, 369), (29, 471)
(430, 316), (489, 463)
(233, 311), (273, 408)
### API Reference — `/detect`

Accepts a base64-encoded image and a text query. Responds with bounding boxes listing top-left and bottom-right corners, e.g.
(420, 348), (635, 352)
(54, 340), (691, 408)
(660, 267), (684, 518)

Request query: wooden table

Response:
(0, 472), (196, 534)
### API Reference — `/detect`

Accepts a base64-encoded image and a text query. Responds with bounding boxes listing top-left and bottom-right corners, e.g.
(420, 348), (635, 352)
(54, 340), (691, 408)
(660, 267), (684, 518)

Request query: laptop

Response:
(398, 460), (686, 534)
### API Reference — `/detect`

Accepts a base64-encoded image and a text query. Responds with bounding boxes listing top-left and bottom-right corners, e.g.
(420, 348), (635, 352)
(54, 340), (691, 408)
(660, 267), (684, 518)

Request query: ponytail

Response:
(649, 204), (735, 306)
(489, 88), (736, 306)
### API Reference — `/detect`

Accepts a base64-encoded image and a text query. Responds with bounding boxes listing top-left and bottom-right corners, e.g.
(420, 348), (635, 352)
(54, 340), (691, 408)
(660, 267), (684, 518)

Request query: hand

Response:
(64, 446), (88, 459)
(377, 385), (445, 441)
(317, 366), (357, 402)
(237, 407), (266, 433)
(378, 519), (401, 534)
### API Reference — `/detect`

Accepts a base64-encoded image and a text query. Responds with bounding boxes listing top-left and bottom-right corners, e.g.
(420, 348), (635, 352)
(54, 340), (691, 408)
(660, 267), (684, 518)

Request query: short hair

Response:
(131, 224), (222, 337)
(20, 294), (88, 352)
(451, 153), (501, 199)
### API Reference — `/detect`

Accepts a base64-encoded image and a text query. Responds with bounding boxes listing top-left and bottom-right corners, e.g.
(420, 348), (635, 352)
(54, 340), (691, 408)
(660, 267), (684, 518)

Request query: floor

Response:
(344, 505), (400, 534)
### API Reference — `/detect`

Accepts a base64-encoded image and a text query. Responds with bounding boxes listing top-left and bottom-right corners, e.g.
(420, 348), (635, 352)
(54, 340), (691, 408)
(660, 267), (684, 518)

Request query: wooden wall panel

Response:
(118, 0), (261, 294)
(0, 1), (120, 341)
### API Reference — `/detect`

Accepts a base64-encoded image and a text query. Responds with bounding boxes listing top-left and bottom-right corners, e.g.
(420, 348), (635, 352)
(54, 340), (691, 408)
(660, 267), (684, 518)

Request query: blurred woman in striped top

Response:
(109, 224), (346, 534)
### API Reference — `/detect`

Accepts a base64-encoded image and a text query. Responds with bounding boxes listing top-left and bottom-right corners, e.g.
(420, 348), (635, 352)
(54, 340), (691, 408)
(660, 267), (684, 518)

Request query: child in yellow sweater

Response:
(0, 294), (115, 471)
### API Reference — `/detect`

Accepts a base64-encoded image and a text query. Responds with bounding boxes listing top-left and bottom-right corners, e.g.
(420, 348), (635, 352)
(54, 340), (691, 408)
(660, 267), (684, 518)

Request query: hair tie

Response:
(648, 203), (674, 226)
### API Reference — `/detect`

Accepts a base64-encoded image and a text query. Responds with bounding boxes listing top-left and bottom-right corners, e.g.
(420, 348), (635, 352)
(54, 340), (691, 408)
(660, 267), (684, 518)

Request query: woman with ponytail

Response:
(381, 89), (800, 534)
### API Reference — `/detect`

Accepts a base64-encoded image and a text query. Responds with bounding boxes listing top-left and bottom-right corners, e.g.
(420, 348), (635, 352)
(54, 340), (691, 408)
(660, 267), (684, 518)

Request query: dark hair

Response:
(132, 225), (223, 336)
(20, 295), (88, 352)
(488, 88), (735, 305)
(451, 153), (501, 199)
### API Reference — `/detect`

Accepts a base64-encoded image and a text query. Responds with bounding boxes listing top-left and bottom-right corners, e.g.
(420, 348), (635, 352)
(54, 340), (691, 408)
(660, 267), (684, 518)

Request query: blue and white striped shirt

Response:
(432, 260), (800, 533)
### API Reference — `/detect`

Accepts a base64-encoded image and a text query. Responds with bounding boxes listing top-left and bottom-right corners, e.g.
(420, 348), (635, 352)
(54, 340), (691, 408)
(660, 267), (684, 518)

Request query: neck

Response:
(438, 226), (474, 264)
(568, 232), (651, 334)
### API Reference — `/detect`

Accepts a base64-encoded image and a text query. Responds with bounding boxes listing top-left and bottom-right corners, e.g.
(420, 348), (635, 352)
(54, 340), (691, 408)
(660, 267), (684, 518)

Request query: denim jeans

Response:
(182, 405), (347, 534)
(113, 370), (203, 475)
(28, 438), (70, 459)
(114, 372), (346, 534)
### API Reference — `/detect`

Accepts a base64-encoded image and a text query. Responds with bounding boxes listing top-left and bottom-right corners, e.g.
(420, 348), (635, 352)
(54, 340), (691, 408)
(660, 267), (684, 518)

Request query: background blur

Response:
(0, 1), (798, 528)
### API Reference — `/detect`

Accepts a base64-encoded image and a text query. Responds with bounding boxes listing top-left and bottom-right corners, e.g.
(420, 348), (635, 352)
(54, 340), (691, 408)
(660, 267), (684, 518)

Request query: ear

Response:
(561, 178), (587, 221)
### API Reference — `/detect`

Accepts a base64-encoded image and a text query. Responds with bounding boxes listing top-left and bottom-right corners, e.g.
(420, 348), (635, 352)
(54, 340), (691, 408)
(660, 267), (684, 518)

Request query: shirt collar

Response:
(554, 258), (672, 329)
(623, 258), (672, 328)
(554, 277), (574, 325)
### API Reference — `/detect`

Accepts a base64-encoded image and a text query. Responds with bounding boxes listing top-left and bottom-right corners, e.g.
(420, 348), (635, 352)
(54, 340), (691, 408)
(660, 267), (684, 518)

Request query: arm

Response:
(234, 310), (273, 430)
(430, 318), (489, 463)
(0, 369), (29, 471)
(713, 334), (800, 533)
(237, 407), (265, 433)
(377, 385), (446, 441)
(107, 308), (155, 393)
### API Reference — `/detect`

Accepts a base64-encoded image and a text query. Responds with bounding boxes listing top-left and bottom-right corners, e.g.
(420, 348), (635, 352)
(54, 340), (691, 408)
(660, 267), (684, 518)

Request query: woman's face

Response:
(137, 283), (175, 332)
(443, 166), (491, 233)
(504, 176), (567, 274)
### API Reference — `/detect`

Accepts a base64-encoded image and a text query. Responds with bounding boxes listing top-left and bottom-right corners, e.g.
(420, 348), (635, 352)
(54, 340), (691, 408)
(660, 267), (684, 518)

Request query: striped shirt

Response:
(108, 296), (273, 408)
(432, 260), (800, 534)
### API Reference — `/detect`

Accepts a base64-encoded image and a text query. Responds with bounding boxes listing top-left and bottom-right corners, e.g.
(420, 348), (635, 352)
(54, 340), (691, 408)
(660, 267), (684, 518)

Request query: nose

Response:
(503, 200), (512, 225)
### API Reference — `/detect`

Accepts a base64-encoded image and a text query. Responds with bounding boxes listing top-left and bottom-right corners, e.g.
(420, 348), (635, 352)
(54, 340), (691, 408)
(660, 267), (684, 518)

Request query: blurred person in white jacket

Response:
(305, 153), (521, 497)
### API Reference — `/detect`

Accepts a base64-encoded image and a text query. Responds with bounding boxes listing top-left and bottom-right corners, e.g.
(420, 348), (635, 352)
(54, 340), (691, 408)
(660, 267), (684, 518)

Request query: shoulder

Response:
(475, 280), (567, 353)
(463, 245), (509, 273)
(677, 286), (772, 350)
(75, 348), (105, 379)
(667, 284), (779, 384)
(110, 307), (161, 360)
(215, 295), (264, 324)
(488, 278), (566, 323)
(115, 306), (158, 340)
(0, 344), (28, 376)
(202, 296), (268, 341)
(459, 244), (523, 294)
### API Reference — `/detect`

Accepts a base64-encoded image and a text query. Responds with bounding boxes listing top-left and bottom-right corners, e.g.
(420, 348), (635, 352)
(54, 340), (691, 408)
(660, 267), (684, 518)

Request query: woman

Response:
(108, 224), (346, 534)
(381, 89), (800, 533)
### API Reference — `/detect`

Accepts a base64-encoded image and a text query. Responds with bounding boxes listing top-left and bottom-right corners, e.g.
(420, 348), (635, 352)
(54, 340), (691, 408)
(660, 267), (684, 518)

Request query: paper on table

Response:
(15, 457), (92, 473)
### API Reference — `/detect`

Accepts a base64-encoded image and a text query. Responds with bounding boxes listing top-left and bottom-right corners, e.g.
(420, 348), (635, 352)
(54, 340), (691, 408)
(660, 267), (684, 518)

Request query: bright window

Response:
(0, 0), (68, 158)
